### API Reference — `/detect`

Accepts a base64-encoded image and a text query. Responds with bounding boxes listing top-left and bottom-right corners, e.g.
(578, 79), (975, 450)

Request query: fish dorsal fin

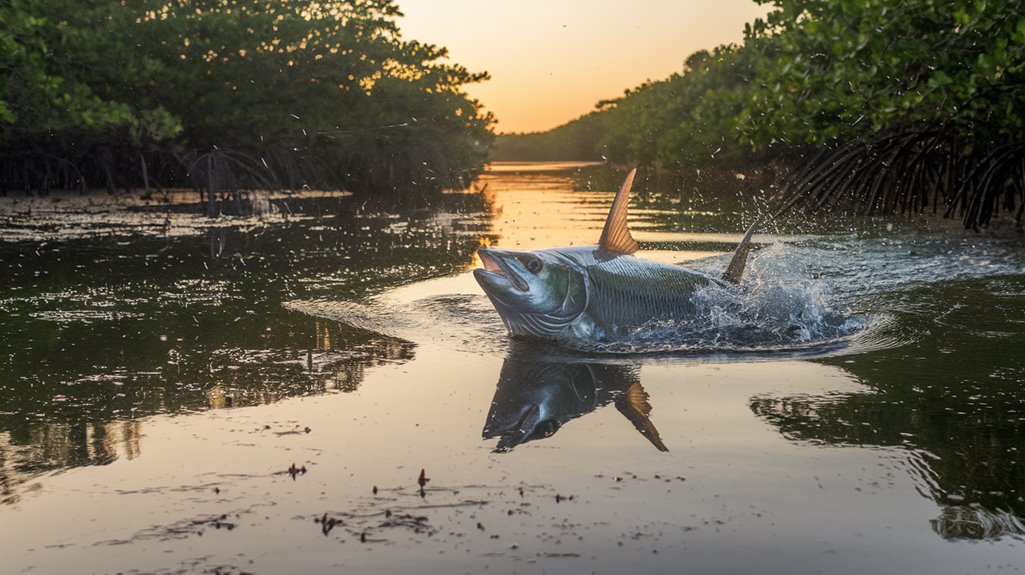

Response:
(614, 382), (669, 452)
(598, 168), (639, 255)
(722, 220), (758, 285)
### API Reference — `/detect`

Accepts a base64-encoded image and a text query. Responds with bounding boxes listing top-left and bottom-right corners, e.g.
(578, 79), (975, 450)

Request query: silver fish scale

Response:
(582, 256), (717, 331)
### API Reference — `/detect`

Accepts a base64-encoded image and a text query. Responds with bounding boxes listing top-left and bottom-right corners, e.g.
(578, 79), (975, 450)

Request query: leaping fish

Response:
(473, 169), (757, 346)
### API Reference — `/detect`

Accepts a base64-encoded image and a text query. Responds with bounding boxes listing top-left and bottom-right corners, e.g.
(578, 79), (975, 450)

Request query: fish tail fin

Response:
(722, 220), (758, 285)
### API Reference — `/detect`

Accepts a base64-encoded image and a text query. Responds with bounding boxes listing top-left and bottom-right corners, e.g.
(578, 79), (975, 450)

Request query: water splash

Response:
(560, 260), (878, 356)
(284, 291), (510, 357)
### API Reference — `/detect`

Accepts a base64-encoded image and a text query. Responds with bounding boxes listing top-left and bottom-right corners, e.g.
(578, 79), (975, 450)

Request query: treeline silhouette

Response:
(495, 0), (1025, 229)
(0, 0), (493, 212)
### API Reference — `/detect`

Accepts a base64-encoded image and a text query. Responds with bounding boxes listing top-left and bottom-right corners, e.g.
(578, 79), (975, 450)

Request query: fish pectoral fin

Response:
(614, 383), (669, 452)
(598, 168), (640, 255)
(722, 220), (758, 285)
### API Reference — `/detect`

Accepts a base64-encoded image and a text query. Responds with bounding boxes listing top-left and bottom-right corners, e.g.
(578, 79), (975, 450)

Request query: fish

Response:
(482, 342), (667, 452)
(473, 168), (757, 346)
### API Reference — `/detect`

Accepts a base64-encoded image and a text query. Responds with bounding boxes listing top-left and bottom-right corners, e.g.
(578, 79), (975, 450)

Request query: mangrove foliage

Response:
(495, 0), (1025, 229)
(0, 0), (494, 208)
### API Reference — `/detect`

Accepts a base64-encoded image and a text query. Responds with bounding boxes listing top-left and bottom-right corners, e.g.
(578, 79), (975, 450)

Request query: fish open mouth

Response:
(493, 404), (541, 451)
(477, 248), (528, 291)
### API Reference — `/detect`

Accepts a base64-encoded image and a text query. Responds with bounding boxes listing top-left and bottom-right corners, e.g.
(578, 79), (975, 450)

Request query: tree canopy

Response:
(494, 0), (1025, 228)
(740, 0), (1025, 146)
(1, 0), (494, 198)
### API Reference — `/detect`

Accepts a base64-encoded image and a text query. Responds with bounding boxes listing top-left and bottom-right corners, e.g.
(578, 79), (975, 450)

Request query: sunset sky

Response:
(398, 0), (771, 134)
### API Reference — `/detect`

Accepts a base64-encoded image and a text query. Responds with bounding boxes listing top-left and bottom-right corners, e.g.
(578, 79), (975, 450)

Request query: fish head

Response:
(474, 247), (588, 338)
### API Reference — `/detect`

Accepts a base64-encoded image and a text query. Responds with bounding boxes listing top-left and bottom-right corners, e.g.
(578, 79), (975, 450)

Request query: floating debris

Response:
(287, 463), (307, 480)
(315, 513), (343, 536)
(418, 468), (430, 497)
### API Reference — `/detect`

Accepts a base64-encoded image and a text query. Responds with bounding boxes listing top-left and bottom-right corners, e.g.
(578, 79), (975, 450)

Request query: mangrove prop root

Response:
(776, 130), (1025, 230)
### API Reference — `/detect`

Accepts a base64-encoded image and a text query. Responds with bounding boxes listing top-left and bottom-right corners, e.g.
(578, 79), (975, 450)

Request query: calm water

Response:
(2, 163), (1025, 574)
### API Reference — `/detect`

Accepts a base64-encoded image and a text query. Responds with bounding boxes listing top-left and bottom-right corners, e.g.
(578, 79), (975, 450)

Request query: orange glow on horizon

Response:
(397, 0), (770, 134)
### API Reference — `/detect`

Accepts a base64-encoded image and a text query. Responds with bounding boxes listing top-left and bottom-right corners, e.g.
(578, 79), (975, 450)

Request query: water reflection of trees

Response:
(0, 191), (489, 504)
(0, 321), (414, 504)
(750, 362), (1025, 541)
(0, 420), (141, 505)
(201, 329), (415, 408)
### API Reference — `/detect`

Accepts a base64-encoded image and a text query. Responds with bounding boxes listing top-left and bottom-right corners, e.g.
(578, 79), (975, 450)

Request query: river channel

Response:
(2, 162), (1025, 574)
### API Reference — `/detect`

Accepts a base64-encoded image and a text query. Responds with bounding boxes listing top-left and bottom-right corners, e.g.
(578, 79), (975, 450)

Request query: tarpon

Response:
(474, 169), (756, 346)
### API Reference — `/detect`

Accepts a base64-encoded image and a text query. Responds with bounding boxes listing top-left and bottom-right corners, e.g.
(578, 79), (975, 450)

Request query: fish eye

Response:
(526, 257), (543, 274)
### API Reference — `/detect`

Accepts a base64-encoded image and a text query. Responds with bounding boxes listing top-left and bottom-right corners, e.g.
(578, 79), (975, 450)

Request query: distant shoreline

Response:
(486, 161), (605, 173)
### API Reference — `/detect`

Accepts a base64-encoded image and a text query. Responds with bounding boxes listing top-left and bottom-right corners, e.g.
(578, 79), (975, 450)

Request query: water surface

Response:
(2, 164), (1025, 574)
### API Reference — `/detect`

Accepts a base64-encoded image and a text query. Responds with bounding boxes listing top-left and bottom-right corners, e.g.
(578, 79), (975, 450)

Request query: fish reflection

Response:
(483, 343), (668, 452)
